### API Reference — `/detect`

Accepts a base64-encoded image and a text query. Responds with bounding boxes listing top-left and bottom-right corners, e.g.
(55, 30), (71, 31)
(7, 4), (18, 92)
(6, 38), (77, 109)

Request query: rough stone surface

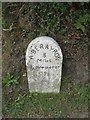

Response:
(26, 36), (63, 93)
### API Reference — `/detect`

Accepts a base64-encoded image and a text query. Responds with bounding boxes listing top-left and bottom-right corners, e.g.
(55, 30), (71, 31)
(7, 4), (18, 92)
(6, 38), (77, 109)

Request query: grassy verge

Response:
(3, 75), (89, 118)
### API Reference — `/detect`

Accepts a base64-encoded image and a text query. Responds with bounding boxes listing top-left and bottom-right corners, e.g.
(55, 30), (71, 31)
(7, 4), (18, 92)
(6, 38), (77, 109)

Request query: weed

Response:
(75, 13), (90, 32)
(55, 111), (62, 118)
(2, 73), (19, 86)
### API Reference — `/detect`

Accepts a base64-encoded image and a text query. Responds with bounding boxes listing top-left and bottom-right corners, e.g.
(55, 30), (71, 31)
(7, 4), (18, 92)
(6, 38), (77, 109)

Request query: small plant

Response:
(55, 111), (62, 118)
(75, 13), (90, 32)
(2, 73), (19, 86)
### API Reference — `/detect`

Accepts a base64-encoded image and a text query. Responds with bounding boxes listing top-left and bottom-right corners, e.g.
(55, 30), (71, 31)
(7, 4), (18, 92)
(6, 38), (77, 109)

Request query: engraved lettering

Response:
(31, 49), (36, 54)
(40, 44), (44, 49)
(54, 53), (60, 59)
(55, 66), (57, 69)
(45, 44), (49, 49)
(43, 53), (46, 58)
(35, 45), (39, 51)
(49, 66), (51, 69)
(37, 59), (42, 62)
(45, 66), (48, 69)
(49, 59), (51, 62)
(41, 66), (44, 69)
(29, 56), (33, 59)
(54, 49), (58, 52)
(50, 46), (54, 50)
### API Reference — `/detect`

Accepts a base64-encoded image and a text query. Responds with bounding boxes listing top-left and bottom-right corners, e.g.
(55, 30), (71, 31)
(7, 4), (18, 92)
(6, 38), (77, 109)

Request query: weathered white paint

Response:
(26, 36), (63, 93)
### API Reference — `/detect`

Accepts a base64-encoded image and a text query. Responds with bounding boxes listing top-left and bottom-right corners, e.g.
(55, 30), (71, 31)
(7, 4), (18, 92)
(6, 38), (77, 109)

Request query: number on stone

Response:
(43, 53), (46, 58)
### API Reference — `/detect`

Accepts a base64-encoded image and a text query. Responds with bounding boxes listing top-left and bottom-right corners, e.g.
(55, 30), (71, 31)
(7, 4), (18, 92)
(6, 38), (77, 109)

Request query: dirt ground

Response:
(2, 2), (89, 118)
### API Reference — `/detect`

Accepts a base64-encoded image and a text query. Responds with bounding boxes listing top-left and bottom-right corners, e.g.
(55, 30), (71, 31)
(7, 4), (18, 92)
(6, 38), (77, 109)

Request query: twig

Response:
(3, 23), (13, 32)
(17, 4), (25, 17)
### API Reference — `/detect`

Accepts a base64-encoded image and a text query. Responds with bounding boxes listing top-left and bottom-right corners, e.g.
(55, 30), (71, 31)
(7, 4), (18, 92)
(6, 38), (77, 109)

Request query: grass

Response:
(2, 74), (89, 118)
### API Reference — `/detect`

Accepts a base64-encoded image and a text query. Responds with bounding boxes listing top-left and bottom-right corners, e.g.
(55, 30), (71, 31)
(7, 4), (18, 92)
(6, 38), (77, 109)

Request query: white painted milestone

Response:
(26, 36), (63, 93)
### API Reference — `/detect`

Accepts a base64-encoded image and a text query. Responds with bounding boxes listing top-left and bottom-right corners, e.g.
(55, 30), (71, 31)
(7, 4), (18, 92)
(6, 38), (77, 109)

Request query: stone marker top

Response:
(26, 36), (63, 66)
